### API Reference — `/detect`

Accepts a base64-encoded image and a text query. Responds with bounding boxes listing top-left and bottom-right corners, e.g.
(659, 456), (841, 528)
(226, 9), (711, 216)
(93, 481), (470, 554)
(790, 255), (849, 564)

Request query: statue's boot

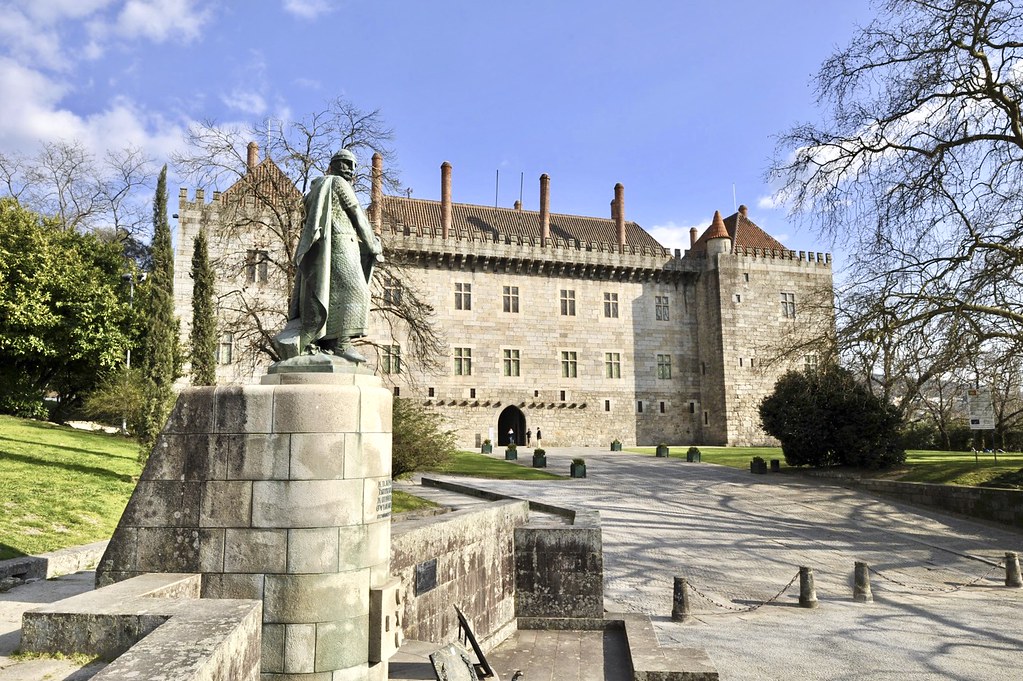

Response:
(338, 340), (366, 364)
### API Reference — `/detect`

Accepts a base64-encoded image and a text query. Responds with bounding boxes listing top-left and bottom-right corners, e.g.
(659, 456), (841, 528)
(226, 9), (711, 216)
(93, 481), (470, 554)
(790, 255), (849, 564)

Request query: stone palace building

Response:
(173, 145), (833, 447)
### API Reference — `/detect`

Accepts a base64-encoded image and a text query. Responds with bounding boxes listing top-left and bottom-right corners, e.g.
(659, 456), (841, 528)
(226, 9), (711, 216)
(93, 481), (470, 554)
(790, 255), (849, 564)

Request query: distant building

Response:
(173, 147), (833, 446)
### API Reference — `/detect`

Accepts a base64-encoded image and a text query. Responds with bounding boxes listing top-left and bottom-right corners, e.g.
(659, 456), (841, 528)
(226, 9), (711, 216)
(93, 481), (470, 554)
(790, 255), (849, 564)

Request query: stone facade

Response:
(173, 150), (833, 446)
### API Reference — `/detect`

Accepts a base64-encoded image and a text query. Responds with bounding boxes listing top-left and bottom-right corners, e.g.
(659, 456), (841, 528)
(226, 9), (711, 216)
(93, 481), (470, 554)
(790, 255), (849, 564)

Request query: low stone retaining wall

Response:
(0, 540), (108, 589)
(854, 478), (1023, 529)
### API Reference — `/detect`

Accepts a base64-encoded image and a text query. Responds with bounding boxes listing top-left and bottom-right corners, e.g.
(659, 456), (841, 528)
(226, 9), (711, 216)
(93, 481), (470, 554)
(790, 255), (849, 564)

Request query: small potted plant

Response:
(481, 438), (492, 454)
(532, 448), (547, 468)
(611, 438), (622, 451)
(750, 455), (768, 474)
(655, 443), (670, 457)
(570, 457), (586, 478)
(505, 443), (518, 461)
(686, 446), (701, 463)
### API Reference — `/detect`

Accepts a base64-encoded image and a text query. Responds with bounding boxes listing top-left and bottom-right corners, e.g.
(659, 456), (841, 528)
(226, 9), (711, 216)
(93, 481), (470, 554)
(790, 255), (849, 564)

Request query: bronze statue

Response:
(273, 149), (383, 363)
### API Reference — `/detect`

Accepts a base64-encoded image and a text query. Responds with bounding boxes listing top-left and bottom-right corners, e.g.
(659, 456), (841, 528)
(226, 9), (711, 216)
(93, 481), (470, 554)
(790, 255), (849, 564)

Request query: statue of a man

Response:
(273, 149), (383, 363)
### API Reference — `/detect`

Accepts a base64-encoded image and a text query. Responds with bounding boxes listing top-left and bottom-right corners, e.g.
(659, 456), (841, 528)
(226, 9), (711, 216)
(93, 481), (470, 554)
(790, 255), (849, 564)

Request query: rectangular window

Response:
(560, 351), (578, 378)
(382, 344), (401, 374)
(739, 357), (744, 367)
(470, 388), (476, 399)
(393, 386), (400, 396)
(217, 332), (234, 365)
(655, 295), (669, 321)
(454, 347), (472, 376)
(735, 294), (742, 303)
(503, 286), (520, 313)
(454, 282), (471, 310)
(704, 411), (709, 425)
(428, 387), (435, 397)
(560, 289), (576, 316)
(637, 401), (644, 414)
(657, 354), (672, 379)
(245, 249), (269, 284)
(689, 402), (695, 414)
(743, 272), (750, 283)
(603, 292), (619, 318)
(805, 354), (819, 371)
(605, 352), (621, 379)
(659, 401), (666, 414)
(781, 292), (796, 318)
(503, 348), (520, 376)
(559, 390), (566, 401)
(383, 276), (402, 305)
(604, 400), (611, 412)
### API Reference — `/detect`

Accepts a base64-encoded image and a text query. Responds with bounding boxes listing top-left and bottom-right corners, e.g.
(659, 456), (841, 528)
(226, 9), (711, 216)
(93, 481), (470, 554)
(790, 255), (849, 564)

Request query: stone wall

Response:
(855, 479), (1023, 529)
(389, 500), (529, 649)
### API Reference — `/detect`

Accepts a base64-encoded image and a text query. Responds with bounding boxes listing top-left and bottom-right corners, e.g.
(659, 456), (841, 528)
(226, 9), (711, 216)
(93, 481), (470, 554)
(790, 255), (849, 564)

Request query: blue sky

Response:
(0, 0), (874, 256)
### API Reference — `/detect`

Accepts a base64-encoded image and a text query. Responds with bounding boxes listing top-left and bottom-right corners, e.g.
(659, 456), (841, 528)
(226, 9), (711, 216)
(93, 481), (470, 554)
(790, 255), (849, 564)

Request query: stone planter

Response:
(750, 459), (768, 474)
(481, 443), (492, 454)
(532, 453), (547, 468)
(505, 448), (518, 461)
(655, 445), (670, 458)
(770, 459), (781, 472)
(610, 441), (622, 451)
(570, 462), (587, 478)
(686, 450), (701, 463)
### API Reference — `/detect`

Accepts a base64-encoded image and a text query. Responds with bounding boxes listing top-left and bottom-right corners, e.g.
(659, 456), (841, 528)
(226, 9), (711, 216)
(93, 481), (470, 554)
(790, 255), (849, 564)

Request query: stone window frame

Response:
(217, 332), (234, 365)
(780, 292), (796, 318)
(805, 353), (819, 371)
(454, 346), (473, 376)
(603, 292), (619, 318)
(503, 348), (521, 377)
(503, 285), (520, 313)
(245, 249), (269, 284)
(655, 295), (669, 321)
(560, 350), (578, 378)
(656, 354), (672, 379)
(560, 289), (576, 316)
(382, 344), (402, 374)
(637, 400), (644, 414)
(382, 275), (402, 306)
(454, 282), (471, 310)
(604, 352), (621, 379)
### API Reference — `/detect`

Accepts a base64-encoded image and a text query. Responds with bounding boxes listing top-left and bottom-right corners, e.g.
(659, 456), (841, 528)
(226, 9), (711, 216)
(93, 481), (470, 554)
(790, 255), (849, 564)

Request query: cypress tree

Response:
(137, 165), (180, 459)
(189, 226), (217, 386)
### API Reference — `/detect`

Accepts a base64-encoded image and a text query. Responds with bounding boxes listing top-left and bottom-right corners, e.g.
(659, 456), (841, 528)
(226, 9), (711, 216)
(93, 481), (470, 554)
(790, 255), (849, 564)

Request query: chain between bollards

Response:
(799, 566), (818, 608)
(1006, 552), (1022, 588)
(672, 575), (691, 622)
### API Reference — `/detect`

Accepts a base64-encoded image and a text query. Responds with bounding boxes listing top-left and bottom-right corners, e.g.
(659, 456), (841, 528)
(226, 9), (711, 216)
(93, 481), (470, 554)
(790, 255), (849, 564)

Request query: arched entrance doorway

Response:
(497, 406), (526, 446)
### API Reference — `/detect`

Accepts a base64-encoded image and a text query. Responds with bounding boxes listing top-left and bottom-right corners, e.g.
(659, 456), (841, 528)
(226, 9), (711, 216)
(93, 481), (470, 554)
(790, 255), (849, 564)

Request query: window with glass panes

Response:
(560, 289), (576, 316)
(382, 345), (401, 374)
(780, 292), (796, 318)
(454, 282), (471, 310)
(503, 286), (519, 313)
(655, 295), (669, 320)
(603, 292), (618, 318)
(454, 347), (472, 375)
(503, 349), (520, 376)
(561, 351), (578, 377)
(605, 352), (621, 378)
(657, 354), (672, 379)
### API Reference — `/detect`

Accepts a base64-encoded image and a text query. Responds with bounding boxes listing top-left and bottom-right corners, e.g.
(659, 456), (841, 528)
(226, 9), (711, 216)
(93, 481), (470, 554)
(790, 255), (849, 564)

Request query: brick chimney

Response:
(540, 173), (550, 246)
(614, 183), (626, 249)
(441, 161), (452, 239)
(371, 152), (383, 233)
(690, 227), (698, 248)
(610, 199), (617, 221)
(514, 200), (522, 210)
(738, 204), (748, 217)
(246, 142), (258, 173)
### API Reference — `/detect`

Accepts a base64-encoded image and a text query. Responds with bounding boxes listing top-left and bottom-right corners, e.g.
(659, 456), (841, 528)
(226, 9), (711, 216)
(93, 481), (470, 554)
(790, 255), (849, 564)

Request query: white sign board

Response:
(966, 388), (995, 430)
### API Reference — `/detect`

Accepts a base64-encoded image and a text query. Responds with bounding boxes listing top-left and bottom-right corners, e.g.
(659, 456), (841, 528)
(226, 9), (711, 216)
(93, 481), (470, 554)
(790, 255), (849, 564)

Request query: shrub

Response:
(572, 457), (585, 465)
(534, 448), (546, 456)
(391, 397), (456, 478)
(687, 446), (701, 458)
(760, 365), (906, 469)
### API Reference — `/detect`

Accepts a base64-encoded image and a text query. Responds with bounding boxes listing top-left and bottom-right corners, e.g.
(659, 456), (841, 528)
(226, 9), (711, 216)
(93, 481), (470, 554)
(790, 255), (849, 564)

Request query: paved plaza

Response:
(412, 448), (1023, 680)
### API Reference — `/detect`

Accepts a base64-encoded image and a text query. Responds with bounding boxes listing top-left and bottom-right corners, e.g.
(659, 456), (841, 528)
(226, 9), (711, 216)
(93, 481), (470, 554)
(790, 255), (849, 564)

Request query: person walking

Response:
(507, 427), (515, 445)
(526, 428), (532, 445)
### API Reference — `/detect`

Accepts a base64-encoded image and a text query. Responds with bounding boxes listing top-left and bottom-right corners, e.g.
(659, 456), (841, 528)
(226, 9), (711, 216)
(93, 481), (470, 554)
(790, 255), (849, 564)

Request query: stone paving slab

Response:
(425, 447), (1023, 680)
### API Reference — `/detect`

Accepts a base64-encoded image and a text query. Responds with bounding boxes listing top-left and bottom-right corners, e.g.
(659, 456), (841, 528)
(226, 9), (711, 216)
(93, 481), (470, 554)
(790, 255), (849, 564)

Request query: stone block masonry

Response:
(95, 370), (393, 681)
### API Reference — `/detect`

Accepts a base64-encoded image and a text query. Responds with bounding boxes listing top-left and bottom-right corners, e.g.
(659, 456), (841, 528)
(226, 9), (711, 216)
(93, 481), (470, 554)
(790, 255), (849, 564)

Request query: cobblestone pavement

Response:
(421, 448), (1023, 680)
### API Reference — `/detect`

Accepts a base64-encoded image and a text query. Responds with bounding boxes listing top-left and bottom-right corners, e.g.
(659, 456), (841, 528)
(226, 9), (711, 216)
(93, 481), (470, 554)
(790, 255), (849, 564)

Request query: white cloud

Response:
(647, 219), (707, 254)
(0, 6), (68, 69)
(107, 0), (212, 43)
(757, 194), (784, 210)
(13, 0), (115, 23)
(222, 88), (268, 116)
(282, 0), (336, 20)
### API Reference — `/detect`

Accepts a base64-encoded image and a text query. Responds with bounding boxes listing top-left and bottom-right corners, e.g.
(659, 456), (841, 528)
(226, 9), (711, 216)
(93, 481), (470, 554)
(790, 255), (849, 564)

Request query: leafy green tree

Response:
(136, 166), (180, 456)
(760, 366), (906, 469)
(0, 198), (130, 419)
(391, 397), (456, 478)
(189, 226), (217, 386)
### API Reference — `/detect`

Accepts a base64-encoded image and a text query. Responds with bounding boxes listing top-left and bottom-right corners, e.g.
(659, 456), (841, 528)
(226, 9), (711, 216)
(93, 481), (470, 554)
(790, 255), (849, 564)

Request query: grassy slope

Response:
(0, 415), (141, 560)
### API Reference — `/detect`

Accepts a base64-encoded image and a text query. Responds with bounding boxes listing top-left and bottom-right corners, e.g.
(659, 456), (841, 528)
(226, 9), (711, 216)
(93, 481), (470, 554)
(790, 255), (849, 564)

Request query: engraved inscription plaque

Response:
(415, 558), (438, 595)
(377, 479), (392, 519)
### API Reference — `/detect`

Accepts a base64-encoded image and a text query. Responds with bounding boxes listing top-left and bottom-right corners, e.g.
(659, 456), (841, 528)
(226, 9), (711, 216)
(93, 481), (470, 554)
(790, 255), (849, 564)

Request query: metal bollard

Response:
(799, 566), (818, 609)
(672, 575), (691, 622)
(853, 561), (873, 603)
(1006, 552), (1022, 588)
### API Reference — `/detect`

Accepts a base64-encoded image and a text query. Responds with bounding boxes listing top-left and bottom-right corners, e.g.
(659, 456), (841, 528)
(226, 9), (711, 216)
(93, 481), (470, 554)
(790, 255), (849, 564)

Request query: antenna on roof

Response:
(732, 184), (737, 212)
(519, 172), (524, 208)
(495, 169), (500, 209)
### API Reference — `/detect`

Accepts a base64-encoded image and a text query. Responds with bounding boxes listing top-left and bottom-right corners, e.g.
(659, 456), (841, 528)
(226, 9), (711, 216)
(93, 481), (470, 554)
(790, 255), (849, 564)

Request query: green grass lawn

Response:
(626, 444), (1023, 487)
(392, 489), (438, 514)
(0, 415), (142, 560)
(429, 449), (565, 480)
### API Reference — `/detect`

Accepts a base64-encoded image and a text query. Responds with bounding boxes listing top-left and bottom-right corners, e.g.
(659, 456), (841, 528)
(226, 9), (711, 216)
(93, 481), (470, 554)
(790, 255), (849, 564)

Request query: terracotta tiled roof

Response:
(378, 195), (667, 251)
(688, 208), (787, 255)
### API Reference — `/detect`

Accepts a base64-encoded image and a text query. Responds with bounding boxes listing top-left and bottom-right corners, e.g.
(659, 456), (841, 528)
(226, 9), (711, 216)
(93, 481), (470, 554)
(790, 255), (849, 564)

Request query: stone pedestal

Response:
(96, 368), (393, 680)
